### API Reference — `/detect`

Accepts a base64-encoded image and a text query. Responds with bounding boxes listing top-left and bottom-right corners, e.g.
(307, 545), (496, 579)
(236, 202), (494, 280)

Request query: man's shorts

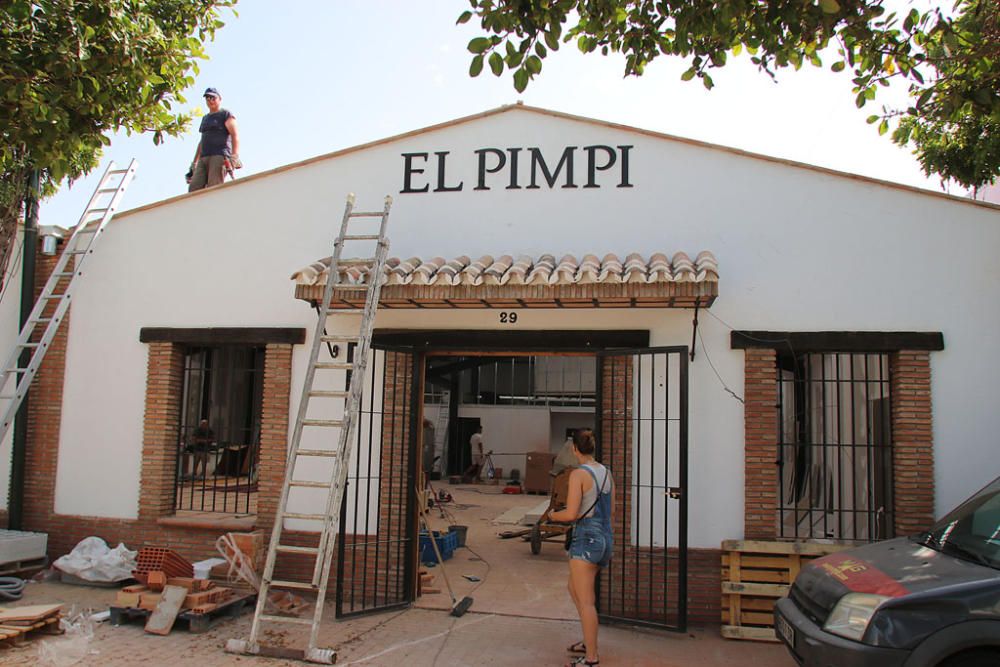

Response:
(568, 520), (613, 567)
(189, 155), (228, 191)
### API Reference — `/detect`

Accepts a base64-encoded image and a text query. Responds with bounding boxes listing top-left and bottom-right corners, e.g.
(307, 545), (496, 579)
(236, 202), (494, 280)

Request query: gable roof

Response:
(116, 102), (1000, 220)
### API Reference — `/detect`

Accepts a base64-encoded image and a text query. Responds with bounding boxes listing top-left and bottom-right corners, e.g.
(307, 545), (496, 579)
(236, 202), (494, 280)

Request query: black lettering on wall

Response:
(507, 148), (522, 189)
(400, 152), (430, 193)
(434, 151), (463, 192)
(475, 148), (506, 191)
(618, 145), (633, 188)
(584, 145), (616, 189)
(528, 146), (578, 189)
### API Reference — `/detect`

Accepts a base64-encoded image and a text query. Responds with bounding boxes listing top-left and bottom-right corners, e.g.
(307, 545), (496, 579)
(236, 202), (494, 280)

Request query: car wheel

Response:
(938, 648), (1000, 667)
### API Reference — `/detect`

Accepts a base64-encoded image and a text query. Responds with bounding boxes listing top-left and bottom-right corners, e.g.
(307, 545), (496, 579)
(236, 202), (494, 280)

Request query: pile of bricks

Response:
(116, 576), (235, 615)
(132, 547), (194, 584)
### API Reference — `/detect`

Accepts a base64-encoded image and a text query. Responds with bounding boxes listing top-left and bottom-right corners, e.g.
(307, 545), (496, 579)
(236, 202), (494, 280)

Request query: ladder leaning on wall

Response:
(226, 194), (392, 664)
(0, 160), (138, 443)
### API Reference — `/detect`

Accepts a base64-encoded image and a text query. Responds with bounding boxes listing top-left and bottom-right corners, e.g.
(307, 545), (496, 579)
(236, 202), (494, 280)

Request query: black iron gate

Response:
(335, 346), (420, 618)
(596, 347), (688, 631)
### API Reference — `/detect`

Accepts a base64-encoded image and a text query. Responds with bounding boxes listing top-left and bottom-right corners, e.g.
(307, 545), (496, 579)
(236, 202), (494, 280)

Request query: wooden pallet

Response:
(0, 556), (48, 578)
(109, 591), (255, 634)
(0, 615), (63, 647)
(721, 539), (853, 642)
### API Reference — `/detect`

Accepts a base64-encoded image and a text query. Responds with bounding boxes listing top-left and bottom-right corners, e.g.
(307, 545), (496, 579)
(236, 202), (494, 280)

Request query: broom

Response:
(420, 511), (473, 617)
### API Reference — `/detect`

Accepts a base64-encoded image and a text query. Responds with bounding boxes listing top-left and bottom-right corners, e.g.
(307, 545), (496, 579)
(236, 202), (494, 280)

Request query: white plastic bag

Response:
(52, 537), (136, 583)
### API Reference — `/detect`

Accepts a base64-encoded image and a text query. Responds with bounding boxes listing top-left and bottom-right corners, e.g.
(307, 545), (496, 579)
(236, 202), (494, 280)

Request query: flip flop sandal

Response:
(566, 642), (586, 654)
(566, 657), (599, 666)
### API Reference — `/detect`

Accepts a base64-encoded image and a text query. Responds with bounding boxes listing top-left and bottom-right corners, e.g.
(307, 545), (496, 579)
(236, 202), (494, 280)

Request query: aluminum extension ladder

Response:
(227, 194), (392, 664)
(0, 160), (137, 442)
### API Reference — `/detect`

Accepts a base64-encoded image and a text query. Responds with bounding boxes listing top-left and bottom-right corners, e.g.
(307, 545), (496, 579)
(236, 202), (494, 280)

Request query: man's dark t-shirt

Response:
(199, 109), (234, 157)
(191, 425), (215, 452)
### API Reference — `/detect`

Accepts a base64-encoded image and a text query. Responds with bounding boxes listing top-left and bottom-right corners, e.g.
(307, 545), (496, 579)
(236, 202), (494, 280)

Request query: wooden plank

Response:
(721, 625), (779, 642)
(144, 585), (187, 635)
(721, 539), (855, 556)
(721, 568), (790, 584)
(722, 582), (789, 597)
(0, 604), (62, 623)
(721, 609), (774, 625)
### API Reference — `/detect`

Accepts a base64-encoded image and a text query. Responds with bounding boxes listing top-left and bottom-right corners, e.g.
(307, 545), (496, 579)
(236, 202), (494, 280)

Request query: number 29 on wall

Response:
(499, 311), (518, 324)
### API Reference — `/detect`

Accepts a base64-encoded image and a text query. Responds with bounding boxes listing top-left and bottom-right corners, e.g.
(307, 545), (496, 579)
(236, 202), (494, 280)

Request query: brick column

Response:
(137, 343), (185, 519)
(890, 351), (934, 534)
(744, 349), (779, 539)
(256, 343), (293, 536)
(22, 251), (72, 530)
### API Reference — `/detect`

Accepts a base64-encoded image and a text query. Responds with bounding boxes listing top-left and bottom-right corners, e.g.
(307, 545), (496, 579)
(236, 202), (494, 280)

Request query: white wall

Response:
(34, 106), (1000, 542)
(0, 230), (24, 511)
(456, 404), (550, 477)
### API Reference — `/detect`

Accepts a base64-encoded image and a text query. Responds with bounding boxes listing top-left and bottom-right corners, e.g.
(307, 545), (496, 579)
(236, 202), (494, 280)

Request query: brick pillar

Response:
(22, 250), (72, 530)
(256, 343), (293, 536)
(137, 343), (185, 519)
(890, 351), (934, 534)
(744, 349), (778, 539)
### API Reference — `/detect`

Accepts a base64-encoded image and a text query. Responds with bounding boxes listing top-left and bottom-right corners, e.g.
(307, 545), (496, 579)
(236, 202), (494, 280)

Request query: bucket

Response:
(449, 524), (468, 548)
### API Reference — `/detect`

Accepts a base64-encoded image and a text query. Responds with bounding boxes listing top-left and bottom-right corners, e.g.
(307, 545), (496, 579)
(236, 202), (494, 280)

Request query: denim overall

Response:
(568, 465), (613, 567)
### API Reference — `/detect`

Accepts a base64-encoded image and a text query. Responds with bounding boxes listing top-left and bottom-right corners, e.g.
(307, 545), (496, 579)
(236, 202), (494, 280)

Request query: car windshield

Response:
(917, 476), (1000, 570)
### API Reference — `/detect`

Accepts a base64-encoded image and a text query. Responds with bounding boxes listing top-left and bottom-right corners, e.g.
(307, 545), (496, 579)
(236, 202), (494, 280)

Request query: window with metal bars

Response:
(777, 352), (894, 541)
(174, 345), (264, 515)
(424, 355), (595, 407)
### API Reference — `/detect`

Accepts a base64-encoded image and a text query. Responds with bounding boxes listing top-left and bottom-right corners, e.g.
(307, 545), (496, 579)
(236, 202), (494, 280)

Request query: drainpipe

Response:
(8, 169), (39, 530)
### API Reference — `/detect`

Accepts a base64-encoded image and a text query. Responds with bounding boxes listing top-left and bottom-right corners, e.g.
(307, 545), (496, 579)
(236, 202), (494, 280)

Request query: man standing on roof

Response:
(186, 87), (241, 192)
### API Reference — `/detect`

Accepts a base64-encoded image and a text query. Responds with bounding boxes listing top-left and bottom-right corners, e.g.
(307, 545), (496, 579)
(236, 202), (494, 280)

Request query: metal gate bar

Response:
(596, 346), (688, 632)
(335, 347), (418, 618)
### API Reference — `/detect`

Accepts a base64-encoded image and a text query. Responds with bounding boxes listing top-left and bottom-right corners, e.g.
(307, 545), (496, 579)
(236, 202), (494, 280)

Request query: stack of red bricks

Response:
(132, 547), (194, 584)
(116, 576), (235, 615)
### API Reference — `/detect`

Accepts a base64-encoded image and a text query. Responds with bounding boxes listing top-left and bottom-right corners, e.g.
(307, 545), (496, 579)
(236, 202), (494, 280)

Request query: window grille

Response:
(424, 355), (595, 407)
(777, 352), (893, 541)
(175, 346), (264, 514)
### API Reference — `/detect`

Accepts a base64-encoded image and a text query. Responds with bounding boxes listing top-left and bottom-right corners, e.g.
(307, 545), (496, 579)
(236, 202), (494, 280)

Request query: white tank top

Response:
(579, 462), (612, 518)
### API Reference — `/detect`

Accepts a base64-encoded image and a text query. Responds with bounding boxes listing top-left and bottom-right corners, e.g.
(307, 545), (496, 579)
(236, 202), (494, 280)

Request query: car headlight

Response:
(823, 593), (890, 641)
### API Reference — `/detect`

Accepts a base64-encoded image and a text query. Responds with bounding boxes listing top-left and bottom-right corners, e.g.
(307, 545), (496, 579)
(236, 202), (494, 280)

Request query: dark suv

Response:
(775, 476), (1000, 667)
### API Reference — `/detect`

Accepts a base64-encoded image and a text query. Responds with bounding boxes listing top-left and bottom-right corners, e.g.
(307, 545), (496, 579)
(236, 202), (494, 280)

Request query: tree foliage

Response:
(0, 0), (237, 285)
(459, 0), (1000, 190)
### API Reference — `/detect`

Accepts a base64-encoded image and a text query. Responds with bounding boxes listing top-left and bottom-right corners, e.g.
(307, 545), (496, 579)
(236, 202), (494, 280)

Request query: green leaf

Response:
(819, 0), (840, 14)
(702, 73), (714, 90)
(457, 10), (473, 25)
(831, 61), (845, 72)
(525, 55), (542, 74)
(681, 68), (696, 81)
(489, 52), (503, 76)
(878, 119), (889, 135)
(470, 54), (484, 77)
(468, 37), (491, 54)
(513, 67), (529, 93)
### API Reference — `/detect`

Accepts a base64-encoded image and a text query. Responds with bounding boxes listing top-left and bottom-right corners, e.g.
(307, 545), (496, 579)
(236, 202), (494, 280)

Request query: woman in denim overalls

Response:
(548, 429), (613, 667)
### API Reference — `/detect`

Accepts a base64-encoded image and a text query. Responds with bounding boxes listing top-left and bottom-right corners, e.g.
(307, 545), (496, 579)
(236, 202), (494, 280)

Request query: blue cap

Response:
(203, 87), (221, 98)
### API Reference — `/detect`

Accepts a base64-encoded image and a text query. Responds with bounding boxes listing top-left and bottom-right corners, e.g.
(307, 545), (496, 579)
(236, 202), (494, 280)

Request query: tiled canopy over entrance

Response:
(293, 252), (718, 309)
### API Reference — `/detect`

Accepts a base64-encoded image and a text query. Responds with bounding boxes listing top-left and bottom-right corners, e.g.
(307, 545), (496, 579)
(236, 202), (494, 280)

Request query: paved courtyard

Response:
(2, 580), (794, 666)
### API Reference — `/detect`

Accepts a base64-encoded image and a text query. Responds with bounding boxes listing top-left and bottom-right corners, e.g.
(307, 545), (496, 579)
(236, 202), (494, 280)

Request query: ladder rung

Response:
(86, 207), (110, 214)
(315, 362), (354, 370)
(17, 343), (39, 348)
(268, 580), (317, 591)
(281, 512), (327, 521)
(290, 480), (333, 489)
(53, 272), (76, 277)
(107, 169), (130, 175)
(96, 187), (119, 193)
(43, 293), (67, 299)
(341, 234), (380, 241)
(259, 614), (314, 626)
(307, 390), (349, 399)
(296, 448), (339, 457)
(320, 335), (359, 343)
(275, 544), (321, 555)
(30, 318), (52, 324)
(66, 250), (90, 255)
(348, 211), (385, 218)
(5, 368), (28, 374)
(301, 419), (344, 428)
(333, 257), (375, 264)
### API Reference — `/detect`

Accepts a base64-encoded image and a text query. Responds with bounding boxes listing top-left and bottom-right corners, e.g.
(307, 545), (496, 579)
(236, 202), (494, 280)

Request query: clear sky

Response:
(38, 0), (957, 228)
